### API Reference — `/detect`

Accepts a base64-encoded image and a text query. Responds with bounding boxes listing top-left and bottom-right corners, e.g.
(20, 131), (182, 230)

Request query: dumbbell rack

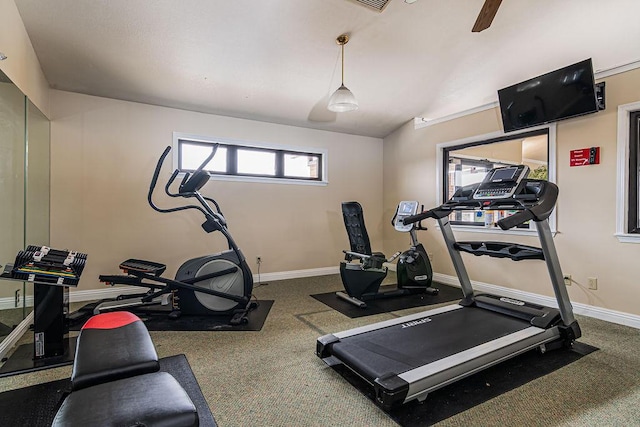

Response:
(0, 246), (86, 377)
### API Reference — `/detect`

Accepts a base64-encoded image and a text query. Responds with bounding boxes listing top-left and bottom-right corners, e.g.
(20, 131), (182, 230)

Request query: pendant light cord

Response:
(341, 43), (345, 85)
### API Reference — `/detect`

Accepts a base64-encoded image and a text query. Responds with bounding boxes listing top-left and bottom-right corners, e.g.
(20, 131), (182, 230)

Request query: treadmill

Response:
(316, 165), (581, 410)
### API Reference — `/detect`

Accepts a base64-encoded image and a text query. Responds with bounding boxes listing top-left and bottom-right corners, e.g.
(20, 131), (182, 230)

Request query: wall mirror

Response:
(0, 67), (50, 346)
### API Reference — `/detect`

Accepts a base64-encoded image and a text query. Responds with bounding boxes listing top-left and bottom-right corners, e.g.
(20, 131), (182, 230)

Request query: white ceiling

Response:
(14, 0), (640, 138)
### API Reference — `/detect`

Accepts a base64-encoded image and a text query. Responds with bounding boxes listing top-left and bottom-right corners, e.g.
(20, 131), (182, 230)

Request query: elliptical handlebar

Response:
(147, 145), (225, 227)
(148, 146), (172, 202)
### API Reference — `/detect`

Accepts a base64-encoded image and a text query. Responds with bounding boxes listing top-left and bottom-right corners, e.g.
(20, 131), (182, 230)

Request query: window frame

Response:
(628, 111), (640, 234)
(436, 123), (557, 235)
(615, 101), (640, 242)
(173, 132), (328, 186)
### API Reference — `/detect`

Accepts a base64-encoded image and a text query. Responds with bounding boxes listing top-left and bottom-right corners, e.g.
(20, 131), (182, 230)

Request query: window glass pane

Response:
(181, 142), (227, 173)
(237, 149), (276, 175)
(284, 154), (320, 179)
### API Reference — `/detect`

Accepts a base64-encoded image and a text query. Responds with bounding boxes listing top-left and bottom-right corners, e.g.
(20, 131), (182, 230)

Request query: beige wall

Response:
(383, 67), (640, 317)
(49, 90), (383, 291)
(0, 0), (50, 117)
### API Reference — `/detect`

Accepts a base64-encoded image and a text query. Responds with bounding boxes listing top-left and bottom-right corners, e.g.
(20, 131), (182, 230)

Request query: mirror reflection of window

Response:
(443, 131), (549, 229)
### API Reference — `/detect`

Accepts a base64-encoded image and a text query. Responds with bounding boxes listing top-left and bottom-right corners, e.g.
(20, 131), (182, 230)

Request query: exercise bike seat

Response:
(341, 201), (385, 263)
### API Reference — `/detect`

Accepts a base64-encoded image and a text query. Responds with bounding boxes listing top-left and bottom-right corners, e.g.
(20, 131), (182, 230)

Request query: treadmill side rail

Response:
(333, 304), (463, 340)
(401, 327), (560, 404)
(474, 294), (561, 328)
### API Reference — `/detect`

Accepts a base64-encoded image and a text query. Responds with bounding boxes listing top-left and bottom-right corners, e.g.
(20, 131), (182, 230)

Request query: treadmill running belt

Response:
(330, 306), (532, 381)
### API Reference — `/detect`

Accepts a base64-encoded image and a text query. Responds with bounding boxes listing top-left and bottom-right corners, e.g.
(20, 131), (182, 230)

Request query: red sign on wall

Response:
(570, 147), (600, 167)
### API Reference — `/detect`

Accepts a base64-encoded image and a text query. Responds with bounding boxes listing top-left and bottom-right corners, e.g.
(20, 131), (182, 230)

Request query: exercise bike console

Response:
(393, 201), (420, 232)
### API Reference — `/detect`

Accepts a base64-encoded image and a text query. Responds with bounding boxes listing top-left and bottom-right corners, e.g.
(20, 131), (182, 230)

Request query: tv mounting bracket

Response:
(595, 82), (606, 111)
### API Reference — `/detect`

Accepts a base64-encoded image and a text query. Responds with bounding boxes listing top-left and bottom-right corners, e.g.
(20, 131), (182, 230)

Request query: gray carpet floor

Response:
(1, 274), (639, 426)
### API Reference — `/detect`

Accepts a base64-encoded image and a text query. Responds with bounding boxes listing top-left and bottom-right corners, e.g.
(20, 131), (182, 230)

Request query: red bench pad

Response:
(71, 312), (159, 391)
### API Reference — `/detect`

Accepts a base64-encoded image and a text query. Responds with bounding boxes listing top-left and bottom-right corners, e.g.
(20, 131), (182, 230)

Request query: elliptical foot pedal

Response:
(229, 312), (248, 326)
(229, 301), (258, 325)
(119, 259), (167, 276)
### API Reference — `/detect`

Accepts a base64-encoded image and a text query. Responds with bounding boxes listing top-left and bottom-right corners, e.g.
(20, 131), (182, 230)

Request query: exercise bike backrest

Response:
(148, 145), (227, 233)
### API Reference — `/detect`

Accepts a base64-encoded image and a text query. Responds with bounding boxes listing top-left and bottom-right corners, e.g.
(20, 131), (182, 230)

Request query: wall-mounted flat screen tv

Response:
(498, 58), (599, 132)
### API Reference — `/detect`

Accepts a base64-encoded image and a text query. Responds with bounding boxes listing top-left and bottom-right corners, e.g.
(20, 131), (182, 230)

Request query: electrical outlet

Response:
(563, 275), (572, 286)
(256, 256), (262, 265)
(588, 277), (598, 290)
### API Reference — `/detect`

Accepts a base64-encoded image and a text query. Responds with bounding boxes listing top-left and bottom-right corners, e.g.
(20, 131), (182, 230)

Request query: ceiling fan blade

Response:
(472, 0), (503, 32)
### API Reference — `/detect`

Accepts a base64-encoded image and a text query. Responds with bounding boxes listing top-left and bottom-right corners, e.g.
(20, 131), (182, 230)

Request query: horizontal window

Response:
(174, 133), (327, 185)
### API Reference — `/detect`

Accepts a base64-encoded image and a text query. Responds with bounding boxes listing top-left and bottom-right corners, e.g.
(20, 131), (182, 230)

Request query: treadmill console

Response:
(473, 165), (529, 200)
(394, 201), (420, 232)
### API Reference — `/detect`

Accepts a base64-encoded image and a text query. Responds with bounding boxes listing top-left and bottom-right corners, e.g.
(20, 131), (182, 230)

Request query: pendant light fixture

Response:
(328, 34), (358, 113)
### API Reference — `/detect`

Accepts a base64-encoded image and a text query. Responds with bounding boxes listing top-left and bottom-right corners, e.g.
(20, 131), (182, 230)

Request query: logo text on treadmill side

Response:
(401, 318), (432, 328)
(499, 297), (525, 306)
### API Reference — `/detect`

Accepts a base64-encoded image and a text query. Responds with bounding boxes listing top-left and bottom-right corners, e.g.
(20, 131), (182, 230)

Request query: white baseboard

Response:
(254, 266), (338, 282)
(433, 273), (640, 329)
(0, 267), (341, 308)
(67, 286), (144, 303)
(0, 296), (34, 310)
(3, 268), (636, 329)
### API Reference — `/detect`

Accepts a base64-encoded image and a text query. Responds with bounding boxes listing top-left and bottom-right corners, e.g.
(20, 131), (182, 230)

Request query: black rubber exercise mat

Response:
(69, 300), (273, 331)
(311, 282), (462, 318)
(0, 354), (217, 427)
(332, 341), (598, 426)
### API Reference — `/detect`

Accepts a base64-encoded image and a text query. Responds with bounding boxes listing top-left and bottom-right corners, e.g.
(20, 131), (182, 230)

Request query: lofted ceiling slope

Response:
(13, 0), (640, 138)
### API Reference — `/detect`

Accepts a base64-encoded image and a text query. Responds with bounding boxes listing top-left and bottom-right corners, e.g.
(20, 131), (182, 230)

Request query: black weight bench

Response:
(53, 311), (199, 427)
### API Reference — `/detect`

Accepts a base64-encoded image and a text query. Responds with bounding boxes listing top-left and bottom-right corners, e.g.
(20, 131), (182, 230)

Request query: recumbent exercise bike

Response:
(336, 200), (439, 308)
(94, 145), (256, 324)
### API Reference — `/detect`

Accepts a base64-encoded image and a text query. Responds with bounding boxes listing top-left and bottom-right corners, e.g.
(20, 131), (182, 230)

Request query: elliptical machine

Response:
(94, 145), (256, 324)
(336, 200), (439, 308)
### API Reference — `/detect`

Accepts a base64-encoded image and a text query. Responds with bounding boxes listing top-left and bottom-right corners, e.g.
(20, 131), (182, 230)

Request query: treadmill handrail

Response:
(403, 179), (558, 229)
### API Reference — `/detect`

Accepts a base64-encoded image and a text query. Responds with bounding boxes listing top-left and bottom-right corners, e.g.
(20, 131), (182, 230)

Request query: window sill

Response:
(207, 173), (328, 186)
(615, 233), (640, 243)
